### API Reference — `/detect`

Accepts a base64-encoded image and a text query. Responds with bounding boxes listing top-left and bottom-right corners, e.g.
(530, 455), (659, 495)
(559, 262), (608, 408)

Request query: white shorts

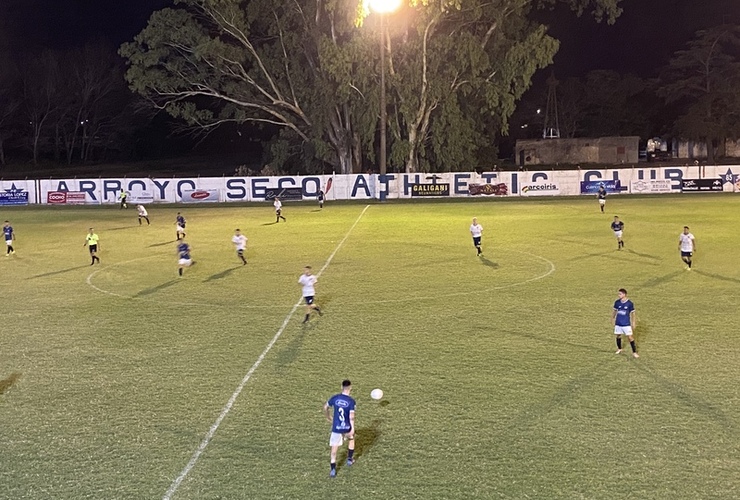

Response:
(614, 230), (623, 238)
(5, 240), (11, 246)
(329, 432), (348, 447)
(599, 199), (606, 206)
(176, 225), (185, 233)
(178, 258), (192, 267)
(614, 325), (633, 336)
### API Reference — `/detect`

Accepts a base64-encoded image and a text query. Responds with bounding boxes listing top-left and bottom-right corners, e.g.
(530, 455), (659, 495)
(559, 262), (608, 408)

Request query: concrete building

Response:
(515, 137), (640, 166)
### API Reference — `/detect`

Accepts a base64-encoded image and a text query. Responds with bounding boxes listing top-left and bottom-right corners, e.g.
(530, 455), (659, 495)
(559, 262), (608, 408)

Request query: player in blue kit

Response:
(3, 221), (16, 255)
(323, 379), (356, 478)
(177, 240), (193, 276)
(175, 212), (187, 241)
(611, 216), (624, 250)
(597, 184), (607, 212)
(612, 288), (638, 358)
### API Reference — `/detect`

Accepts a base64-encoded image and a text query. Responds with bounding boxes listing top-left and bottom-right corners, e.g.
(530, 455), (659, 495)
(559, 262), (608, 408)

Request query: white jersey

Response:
(470, 223), (483, 238)
(232, 234), (247, 251)
(679, 233), (695, 252)
(137, 206), (148, 217)
(298, 274), (317, 297)
(274, 200), (282, 211)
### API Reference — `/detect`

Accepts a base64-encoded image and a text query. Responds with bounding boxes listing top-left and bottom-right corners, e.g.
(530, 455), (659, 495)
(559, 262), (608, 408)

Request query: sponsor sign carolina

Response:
(410, 183), (450, 197)
(580, 180), (621, 194)
(630, 179), (672, 193)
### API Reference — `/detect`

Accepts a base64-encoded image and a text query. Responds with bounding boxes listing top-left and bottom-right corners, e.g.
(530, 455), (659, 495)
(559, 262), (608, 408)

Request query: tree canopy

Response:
(121, 0), (623, 173)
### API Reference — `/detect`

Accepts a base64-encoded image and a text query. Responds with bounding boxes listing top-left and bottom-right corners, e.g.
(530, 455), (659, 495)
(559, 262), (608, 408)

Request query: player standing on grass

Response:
(612, 288), (638, 358)
(137, 205), (150, 225)
(597, 184), (607, 213)
(83, 228), (100, 265)
(232, 229), (247, 265)
(611, 216), (624, 250)
(470, 217), (483, 256)
(119, 190), (128, 209)
(274, 197), (286, 222)
(177, 240), (193, 276)
(323, 379), (356, 478)
(318, 189), (325, 209)
(176, 212), (186, 240)
(679, 226), (696, 270)
(299, 266), (322, 323)
(3, 221), (16, 255)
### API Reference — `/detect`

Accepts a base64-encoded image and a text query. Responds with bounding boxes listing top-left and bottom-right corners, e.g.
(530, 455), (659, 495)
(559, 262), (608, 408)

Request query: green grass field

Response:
(1, 195), (739, 499)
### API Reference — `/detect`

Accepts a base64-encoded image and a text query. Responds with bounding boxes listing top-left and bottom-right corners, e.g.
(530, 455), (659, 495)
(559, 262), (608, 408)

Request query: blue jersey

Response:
(176, 215), (186, 228)
(3, 226), (13, 240)
(611, 221), (624, 232)
(178, 243), (191, 260)
(597, 188), (607, 199)
(613, 299), (634, 326)
(327, 393), (356, 433)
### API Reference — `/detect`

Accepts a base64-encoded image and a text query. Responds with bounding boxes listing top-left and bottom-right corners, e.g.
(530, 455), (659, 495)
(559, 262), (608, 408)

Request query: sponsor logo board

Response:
(410, 183), (450, 197)
(181, 189), (219, 202)
(0, 184), (30, 205)
(630, 180), (673, 193)
(468, 183), (508, 196)
(681, 178), (723, 192)
(580, 180), (621, 194)
(265, 187), (303, 201)
(520, 183), (560, 196)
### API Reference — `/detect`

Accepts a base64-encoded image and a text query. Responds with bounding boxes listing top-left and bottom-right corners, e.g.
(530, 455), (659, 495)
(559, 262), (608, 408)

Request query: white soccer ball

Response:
(370, 388), (384, 400)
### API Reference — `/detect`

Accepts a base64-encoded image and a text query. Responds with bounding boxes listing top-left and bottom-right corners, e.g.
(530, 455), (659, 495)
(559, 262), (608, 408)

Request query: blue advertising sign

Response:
(0, 184), (30, 206)
(580, 180), (621, 194)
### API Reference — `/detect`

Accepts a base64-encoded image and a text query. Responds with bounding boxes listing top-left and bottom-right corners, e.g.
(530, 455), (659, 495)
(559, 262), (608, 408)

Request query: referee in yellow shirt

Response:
(83, 228), (100, 265)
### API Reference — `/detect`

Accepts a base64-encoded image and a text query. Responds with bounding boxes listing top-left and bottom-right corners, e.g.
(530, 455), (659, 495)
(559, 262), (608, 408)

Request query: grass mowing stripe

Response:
(163, 204), (370, 500)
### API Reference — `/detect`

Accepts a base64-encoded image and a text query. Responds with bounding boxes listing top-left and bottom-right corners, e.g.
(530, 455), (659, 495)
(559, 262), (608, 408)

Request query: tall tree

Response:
(659, 25), (740, 163)
(121, 0), (622, 173)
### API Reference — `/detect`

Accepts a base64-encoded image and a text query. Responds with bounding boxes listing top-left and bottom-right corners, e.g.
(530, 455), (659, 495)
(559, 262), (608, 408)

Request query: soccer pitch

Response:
(1, 195), (739, 499)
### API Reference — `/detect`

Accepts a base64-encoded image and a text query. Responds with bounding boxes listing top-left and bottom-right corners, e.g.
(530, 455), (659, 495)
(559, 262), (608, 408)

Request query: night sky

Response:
(2, 0), (737, 77)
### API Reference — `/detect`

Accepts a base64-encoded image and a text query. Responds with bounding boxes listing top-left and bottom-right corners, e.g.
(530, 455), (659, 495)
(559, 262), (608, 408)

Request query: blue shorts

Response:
(473, 236), (481, 246)
(681, 251), (693, 258)
(304, 296), (314, 305)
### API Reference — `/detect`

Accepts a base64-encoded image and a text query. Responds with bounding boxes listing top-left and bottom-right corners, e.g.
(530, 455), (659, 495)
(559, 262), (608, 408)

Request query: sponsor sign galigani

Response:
(519, 182), (560, 196)
(410, 183), (450, 197)
(630, 179), (673, 193)
(681, 178), (723, 192)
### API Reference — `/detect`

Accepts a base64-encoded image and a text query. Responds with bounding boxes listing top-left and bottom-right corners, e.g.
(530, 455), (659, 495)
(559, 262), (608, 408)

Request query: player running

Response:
(274, 197), (286, 222)
(679, 226), (696, 270)
(137, 205), (150, 225)
(83, 228), (100, 265)
(176, 212), (187, 240)
(177, 240), (193, 276)
(232, 229), (247, 265)
(611, 216), (624, 250)
(299, 266), (323, 323)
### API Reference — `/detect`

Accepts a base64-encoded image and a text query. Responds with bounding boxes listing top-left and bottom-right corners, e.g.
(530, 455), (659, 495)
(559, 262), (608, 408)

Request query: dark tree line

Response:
(0, 44), (144, 166)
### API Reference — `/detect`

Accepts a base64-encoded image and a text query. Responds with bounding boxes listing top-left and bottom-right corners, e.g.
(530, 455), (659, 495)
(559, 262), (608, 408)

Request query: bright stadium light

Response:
(368, 0), (402, 14)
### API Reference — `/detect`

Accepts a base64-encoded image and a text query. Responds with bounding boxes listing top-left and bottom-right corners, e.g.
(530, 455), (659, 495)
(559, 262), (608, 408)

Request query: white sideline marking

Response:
(162, 205), (370, 500)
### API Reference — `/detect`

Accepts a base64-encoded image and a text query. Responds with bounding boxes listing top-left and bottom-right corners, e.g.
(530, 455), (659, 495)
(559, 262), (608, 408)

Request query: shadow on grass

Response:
(107, 226), (134, 231)
(275, 324), (310, 367)
(261, 221), (279, 226)
(29, 265), (89, 279)
(148, 241), (175, 248)
(338, 419), (382, 467)
(636, 363), (737, 434)
(693, 270), (740, 285)
(640, 271), (682, 289)
(624, 248), (662, 261)
(0, 372), (21, 395)
(134, 279), (179, 297)
(479, 256), (499, 269)
(203, 266), (241, 283)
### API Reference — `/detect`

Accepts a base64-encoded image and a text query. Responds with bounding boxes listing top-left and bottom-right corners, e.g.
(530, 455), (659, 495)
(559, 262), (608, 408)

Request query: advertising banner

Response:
(468, 183), (508, 196)
(46, 191), (87, 205)
(129, 191), (155, 203)
(410, 183), (450, 197)
(181, 189), (220, 202)
(580, 180), (621, 194)
(265, 187), (303, 201)
(681, 178), (723, 192)
(0, 184), (30, 205)
(630, 179), (673, 194)
(519, 181), (561, 196)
